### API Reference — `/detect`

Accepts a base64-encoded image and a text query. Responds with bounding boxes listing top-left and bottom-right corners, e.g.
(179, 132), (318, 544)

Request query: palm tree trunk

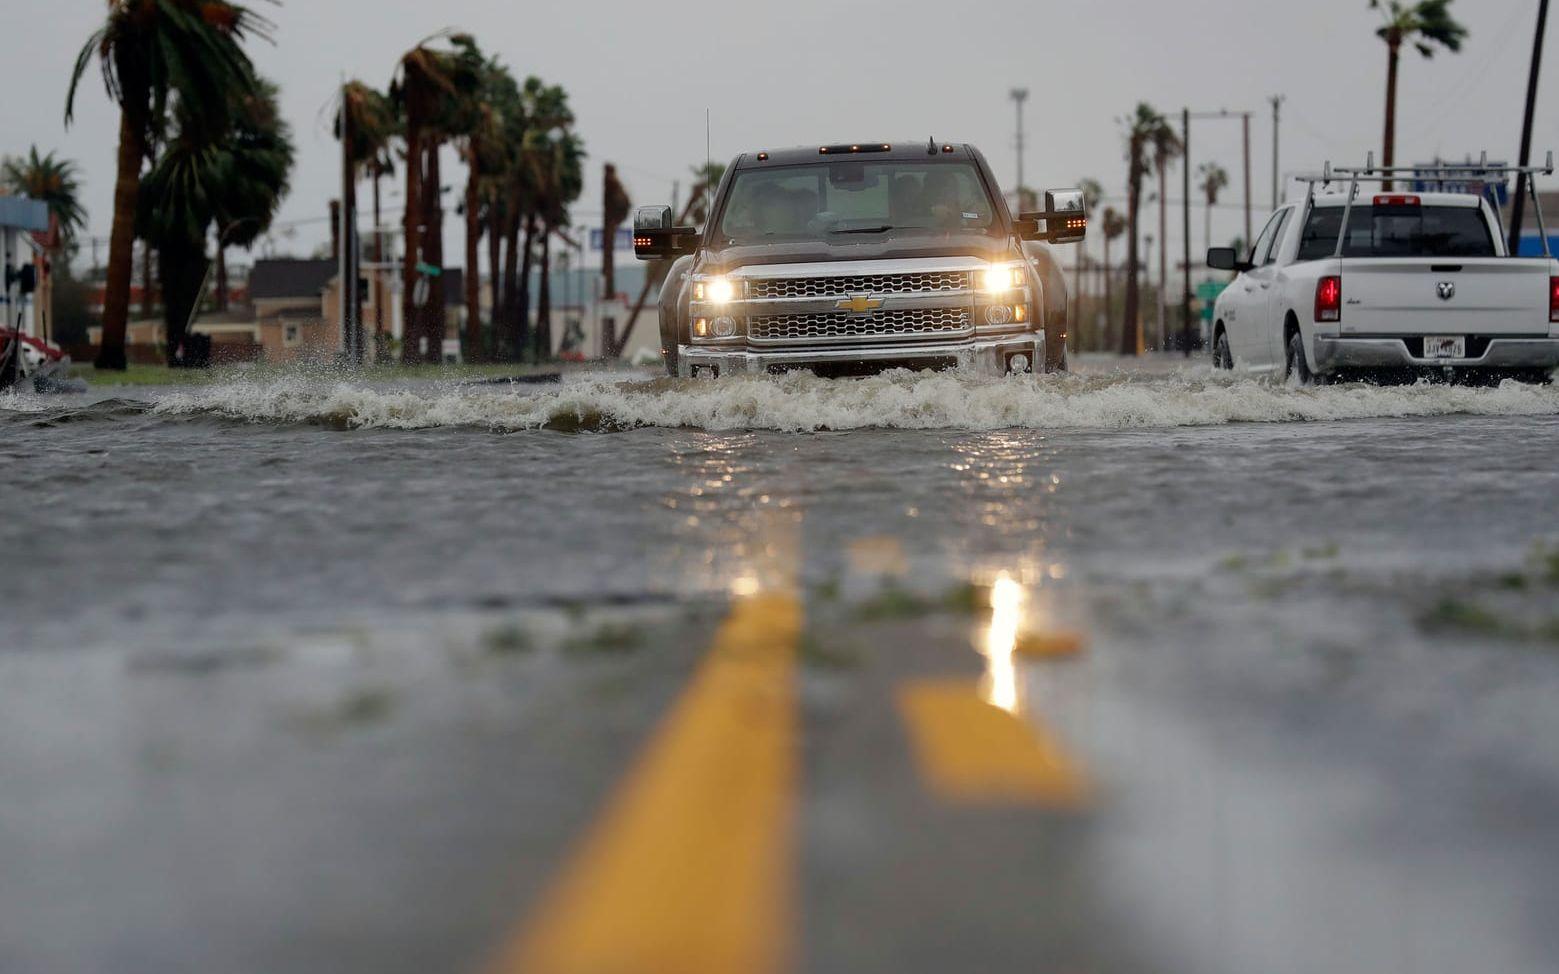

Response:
(535, 227), (552, 360)
(1158, 164), (1169, 350)
(1382, 37), (1401, 191)
(487, 205), (502, 357)
(517, 214), (536, 360)
(463, 147), (483, 362)
(97, 111), (145, 370)
(400, 119), (423, 365)
(161, 237), (207, 367)
(1122, 160), (1144, 356)
(1102, 236), (1113, 353)
(141, 245), (155, 321)
(373, 173), (386, 361)
(423, 142), (445, 364)
(502, 209), (522, 360)
(343, 116), (360, 364)
(214, 246), (229, 311)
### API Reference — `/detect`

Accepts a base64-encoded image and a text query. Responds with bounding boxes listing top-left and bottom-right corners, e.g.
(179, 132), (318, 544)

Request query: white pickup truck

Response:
(1207, 178), (1559, 384)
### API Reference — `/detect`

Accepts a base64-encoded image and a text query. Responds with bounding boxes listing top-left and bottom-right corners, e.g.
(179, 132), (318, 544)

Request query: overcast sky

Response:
(4, 0), (1555, 272)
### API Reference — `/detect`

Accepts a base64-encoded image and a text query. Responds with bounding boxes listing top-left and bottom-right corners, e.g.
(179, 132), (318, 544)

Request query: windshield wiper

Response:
(830, 225), (894, 235)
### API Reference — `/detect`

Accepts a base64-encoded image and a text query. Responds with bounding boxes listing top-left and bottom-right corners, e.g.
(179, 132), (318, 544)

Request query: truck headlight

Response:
(693, 275), (736, 304)
(980, 263), (1023, 293)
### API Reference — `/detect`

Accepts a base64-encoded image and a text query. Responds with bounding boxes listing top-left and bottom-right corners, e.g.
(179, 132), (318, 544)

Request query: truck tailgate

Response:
(1341, 258), (1552, 336)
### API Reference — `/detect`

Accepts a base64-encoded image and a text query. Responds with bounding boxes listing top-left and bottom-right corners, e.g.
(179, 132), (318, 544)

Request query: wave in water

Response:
(140, 369), (1559, 433)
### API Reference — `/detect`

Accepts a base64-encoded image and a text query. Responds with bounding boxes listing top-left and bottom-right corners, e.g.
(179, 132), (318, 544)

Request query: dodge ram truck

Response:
(633, 141), (1085, 378)
(1207, 158), (1559, 384)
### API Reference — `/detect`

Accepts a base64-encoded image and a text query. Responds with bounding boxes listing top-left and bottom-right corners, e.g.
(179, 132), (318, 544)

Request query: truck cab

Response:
(633, 142), (1085, 378)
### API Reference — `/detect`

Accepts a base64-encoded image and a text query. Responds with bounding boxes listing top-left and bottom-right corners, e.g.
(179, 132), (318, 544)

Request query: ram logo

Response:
(1436, 281), (1456, 301)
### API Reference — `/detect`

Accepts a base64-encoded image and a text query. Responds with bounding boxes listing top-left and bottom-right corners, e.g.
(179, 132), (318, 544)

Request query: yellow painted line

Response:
(897, 680), (1093, 810)
(485, 592), (802, 974)
(1015, 628), (1087, 659)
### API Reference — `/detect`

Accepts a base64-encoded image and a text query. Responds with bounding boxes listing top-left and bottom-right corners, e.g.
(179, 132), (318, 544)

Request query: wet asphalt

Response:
(2, 357), (1557, 973)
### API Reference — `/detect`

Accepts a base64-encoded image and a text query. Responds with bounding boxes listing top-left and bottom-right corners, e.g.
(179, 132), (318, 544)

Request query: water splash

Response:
(136, 368), (1559, 433)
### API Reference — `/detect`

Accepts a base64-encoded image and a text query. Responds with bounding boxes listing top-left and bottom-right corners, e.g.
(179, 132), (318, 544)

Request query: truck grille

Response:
(749, 308), (972, 344)
(746, 271), (972, 299)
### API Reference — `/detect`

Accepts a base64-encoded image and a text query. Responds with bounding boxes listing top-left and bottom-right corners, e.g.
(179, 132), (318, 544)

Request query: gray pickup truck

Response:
(633, 141), (1086, 377)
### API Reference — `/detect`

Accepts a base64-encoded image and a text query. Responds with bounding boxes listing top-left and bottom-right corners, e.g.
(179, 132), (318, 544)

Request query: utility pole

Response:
(1181, 108), (1192, 357)
(1508, 0), (1550, 254)
(1010, 88), (1029, 206)
(1242, 113), (1253, 248)
(1270, 95), (1285, 211)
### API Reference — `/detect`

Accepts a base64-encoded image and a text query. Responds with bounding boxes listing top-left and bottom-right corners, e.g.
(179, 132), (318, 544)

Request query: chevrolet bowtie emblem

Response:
(836, 294), (884, 314)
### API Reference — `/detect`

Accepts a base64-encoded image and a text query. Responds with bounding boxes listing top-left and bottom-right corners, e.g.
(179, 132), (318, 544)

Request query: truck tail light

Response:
(1550, 277), (1559, 322)
(1315, 276), (1342, 323)
(1372, 194), (1420, 206)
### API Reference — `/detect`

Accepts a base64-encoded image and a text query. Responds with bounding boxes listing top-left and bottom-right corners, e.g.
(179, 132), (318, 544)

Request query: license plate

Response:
(1423, 335), (1465, 359)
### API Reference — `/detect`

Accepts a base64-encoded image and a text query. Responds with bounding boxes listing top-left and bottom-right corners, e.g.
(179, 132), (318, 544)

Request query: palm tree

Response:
(1371, 1), (1467, 186)
(1100, 207), (1127, 352)
(66, 0), (272, 370)
(2, 147), (88, 247)
(1121, 103), (1178, 355)
(137, 73), (293, 365)
(1197, 163), (1229, 257)
(497, 78), (574, 361)
(336, 80), (398, 354)
(456, 59), (513, 363)
(529, 129), (585, 360)
(1151, 124), (1182, 350)
(391, 32), (483, 365)
(213, 78), (293, 312)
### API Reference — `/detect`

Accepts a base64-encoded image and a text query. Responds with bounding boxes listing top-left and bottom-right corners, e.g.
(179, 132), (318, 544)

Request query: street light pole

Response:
(1242, 112), (1253, 248)
(1181, 108), (1192, 357)
(1508, 0), (1550, 254)
(1010, 88), (1029, 206)
(1270, 95), (1285, 211)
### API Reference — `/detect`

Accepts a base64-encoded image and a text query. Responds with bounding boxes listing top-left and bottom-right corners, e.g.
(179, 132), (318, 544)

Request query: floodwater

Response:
(3, 360), (1559, 974)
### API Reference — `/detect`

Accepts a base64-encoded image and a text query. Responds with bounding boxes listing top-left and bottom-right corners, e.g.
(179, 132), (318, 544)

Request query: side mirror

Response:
(1017, 189), (1088, 244)
(1206, 247), (1253, 273)
(633, 205), (699, 260)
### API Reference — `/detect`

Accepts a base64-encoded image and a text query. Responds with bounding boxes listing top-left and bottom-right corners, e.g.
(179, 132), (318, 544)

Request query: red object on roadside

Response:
(1315, 276), (1342, 323)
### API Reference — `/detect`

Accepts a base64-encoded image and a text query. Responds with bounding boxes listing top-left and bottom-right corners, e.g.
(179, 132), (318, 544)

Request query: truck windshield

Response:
(1296, 204), (1496, 260)
(716, 161), (999, 243)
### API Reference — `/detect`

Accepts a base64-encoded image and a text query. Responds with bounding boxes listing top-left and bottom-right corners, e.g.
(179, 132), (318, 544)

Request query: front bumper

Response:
(677, 333), (1044, 378)
(1314, 336), (1559, 372)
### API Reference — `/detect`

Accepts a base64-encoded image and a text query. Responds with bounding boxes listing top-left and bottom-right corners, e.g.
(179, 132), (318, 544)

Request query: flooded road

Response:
(3, 359), (1558, 973)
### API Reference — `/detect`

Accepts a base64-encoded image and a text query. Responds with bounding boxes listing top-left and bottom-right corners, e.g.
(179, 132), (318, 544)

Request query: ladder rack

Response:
(1289, 151), (1553, 259)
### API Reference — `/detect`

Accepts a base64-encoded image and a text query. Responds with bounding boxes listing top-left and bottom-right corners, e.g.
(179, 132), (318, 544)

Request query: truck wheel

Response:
(1214, 330), (1233, 370)
(1286, 332), (1315, 385)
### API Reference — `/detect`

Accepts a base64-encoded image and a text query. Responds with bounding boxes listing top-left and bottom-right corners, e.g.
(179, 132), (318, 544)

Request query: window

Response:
(716, 161), (998, 243)
(283, 323), (301, 347)
(1249, 209), (1288, 266)
(1260, 209), (1292, 265)
(1296, 204), (1496, 261)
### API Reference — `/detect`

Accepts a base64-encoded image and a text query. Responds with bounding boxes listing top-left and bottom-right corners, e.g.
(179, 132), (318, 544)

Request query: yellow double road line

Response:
(486, 592), (802, 974)
(897, 681), (1093, 810)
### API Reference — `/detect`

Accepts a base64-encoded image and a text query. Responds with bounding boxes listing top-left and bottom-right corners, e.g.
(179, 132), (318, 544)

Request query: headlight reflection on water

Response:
(980, 572), (1026, 714)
